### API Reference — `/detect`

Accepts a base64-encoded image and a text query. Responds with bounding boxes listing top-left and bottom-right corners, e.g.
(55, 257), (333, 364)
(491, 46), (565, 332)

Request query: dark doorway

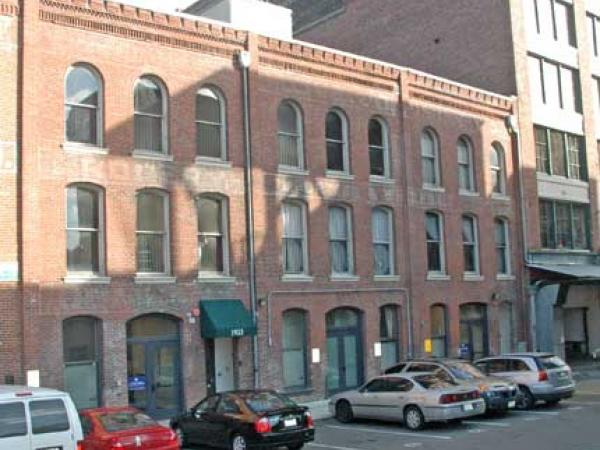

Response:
(326, 308), (364, 394)
(459, 303), (489, 360)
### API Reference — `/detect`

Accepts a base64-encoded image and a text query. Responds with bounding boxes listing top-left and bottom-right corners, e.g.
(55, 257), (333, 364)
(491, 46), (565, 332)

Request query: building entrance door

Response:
(326, 308), (363, 394)
(459, 303), (489, 360)
(214, 338), (235, 392)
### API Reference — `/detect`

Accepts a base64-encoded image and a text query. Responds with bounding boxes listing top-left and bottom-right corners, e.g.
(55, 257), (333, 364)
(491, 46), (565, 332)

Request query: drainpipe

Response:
(238, 50), (259, 389)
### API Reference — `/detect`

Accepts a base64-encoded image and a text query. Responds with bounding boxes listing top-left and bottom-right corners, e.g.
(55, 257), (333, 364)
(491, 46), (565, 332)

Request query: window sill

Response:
(196, 275), (237, 283)
(325, 170), (354, 181)
(132, 150), (173, 162)
(195, 156), (232, 168)
(134, 275), (177, 284)
(374, 275), (401, 282)
(491, 193), (510, 201)
(426, 272), (450, 281)
(423, 185), (445, 193)
(536, 172), (589, 187)
(459, 189), (479, 197)
(463, 274), (484, 282)
(281, 274), (314, 282)
(63, 275), (111, 284)
(496, 274), (516, 281)
(278, 166), (309, 176)
(62, 142), (109, 155)
(369, 175), (394, 185)
(329, 274), (360, 281)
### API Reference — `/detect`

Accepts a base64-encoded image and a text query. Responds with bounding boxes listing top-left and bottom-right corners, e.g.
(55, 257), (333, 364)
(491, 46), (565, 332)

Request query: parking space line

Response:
(463, 420), (510, 427)
(308, 444), (365, 450)
(511, 410), (560, 416)
(567, 406), (584, 411)
(325, 425), (452, 440)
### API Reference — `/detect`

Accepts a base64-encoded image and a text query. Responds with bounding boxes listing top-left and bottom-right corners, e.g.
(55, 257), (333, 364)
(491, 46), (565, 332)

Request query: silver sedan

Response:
(328, 373), (486, 430)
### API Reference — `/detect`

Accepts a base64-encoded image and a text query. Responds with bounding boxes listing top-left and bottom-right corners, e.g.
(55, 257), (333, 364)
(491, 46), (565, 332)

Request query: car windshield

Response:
(97, 411), (156, 432)
(238, 392), (298, 414)
(538, 355), (567, 369)
(413, 374), (457, 390)
(446, 362), (486, 380)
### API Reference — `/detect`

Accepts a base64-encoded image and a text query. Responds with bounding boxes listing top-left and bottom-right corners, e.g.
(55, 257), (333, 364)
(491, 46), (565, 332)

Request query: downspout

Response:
(238, 50), (259, 389)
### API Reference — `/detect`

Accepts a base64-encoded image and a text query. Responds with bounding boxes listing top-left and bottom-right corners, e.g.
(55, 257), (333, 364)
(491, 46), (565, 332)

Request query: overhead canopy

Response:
(528, 264), (600, 282)
(199, 299), (256, 338)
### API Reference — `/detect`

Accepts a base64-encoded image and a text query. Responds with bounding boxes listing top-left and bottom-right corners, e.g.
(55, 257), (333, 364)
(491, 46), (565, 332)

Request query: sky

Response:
(117, 0), (196, 13)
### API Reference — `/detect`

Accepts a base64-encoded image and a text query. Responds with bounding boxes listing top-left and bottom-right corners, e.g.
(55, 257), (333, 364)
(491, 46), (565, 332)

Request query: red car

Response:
(79, 407), (180, 450)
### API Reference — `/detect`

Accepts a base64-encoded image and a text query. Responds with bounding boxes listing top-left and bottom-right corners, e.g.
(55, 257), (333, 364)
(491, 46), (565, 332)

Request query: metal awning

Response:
(199, 299), (256, 338)
(528, 264), (600, 281)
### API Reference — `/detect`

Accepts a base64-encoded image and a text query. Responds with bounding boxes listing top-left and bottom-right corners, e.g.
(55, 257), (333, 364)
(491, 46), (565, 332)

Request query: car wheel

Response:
(545, 399), (561, 406)
(404, 405), (425, 431)
(516, 386), (535, 410)
(230, 434), (248, 450)
(173, 426), (187, 447)
(287, 445), (304, 450)
(335, 400), (354, 423)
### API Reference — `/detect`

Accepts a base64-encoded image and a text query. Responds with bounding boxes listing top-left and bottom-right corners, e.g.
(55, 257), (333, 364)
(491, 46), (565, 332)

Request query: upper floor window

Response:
(134, 76), (167, 154)
(282, 201), (308, 275)
(65, 65), (102, 146)
(495, 218), (511, 275)
(526, 0), (576, 47)
(329, 206), (353, 275)
(197, 196), (229, 275)
(326, 110), (349, 174)
(457, 136), (475, 192)
(462, 215), (480, 275)
(589, 14), (600, 57)
(535, 125), (586, 180)
(372, 207), (394, 276)
(278, 101), (304, 169)
(196, 87), (226, 160)
(527, 55), (581, 113)
(425, 211), (445, 274)
(136, 190), (169, 274)
(539, 199), (590, 250)
(369, 117), (390, 178)
(66, 184), (103, 275)
(490, 144), (506, 195)
(421, 128), (440, 187)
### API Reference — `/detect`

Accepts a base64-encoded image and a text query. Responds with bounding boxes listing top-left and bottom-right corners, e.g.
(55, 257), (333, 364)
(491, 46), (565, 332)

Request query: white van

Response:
(0, 385), (83, 450)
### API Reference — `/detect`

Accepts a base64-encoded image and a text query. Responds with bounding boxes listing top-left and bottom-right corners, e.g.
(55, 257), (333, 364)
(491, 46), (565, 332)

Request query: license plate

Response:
(463, 403), (474, 412)
(284, 418), (298, 427)
(508, 400), (516, 408)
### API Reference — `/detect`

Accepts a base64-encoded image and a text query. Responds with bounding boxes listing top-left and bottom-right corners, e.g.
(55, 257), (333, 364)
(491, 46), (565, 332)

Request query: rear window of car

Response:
(537, 355), (567, 370)
(238, 392), (298, 414)
(97, 411), (156, 432)
(413, 374), (457, 389)
(446, 362), (486, 380)
(0, 402), (27, 438)
(30, 399), (70, 434)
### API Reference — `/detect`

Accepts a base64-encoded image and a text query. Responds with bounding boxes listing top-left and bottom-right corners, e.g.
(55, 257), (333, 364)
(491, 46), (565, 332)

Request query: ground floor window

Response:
(282, 309), (308, 389)
(430, 304), (447, 357)
(379, 305), (400, 371)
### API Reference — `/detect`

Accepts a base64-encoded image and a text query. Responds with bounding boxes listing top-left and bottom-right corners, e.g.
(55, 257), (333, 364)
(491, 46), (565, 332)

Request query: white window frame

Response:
(133, 76), (169, 156)
(281, 200), (309, 276)
(462, 214), (480, 276)
(278, 100), (304, 170)
(197, 195), (230, 277)
(425, 211), (446, 275)
(135, 189), (171, 277)
(491, 144), (507, 195)
(326, 109), (350, 175)
(589, 13), (600, 58)
(65, 183), (105, 278)
(495, 217), (511, 276)
(329, 205), (354, 276)
(196, 86), (227, 162)
(457, 136), (476, 193)
(369, 117), (391, 179)
(372, 207), (394, 276)
(421, 128), (441, 188)
(64, 64), (103, 148)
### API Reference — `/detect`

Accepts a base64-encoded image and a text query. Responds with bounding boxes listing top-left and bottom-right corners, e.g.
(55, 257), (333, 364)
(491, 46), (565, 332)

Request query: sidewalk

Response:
(300, 399), (331, 420)
(570, 360), (600, 381)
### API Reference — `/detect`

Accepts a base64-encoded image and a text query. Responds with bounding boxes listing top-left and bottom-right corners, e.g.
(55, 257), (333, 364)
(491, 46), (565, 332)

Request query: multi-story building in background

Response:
(274, 0), (600, 363)
(0, 0), (520, 417)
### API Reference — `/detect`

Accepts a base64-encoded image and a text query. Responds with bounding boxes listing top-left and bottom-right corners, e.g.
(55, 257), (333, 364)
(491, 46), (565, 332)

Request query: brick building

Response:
(277, 0), (600, 363)
(0, 0), (520, 417)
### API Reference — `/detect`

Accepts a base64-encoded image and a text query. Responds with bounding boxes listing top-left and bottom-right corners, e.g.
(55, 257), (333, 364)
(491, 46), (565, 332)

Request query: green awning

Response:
(199, 299), (257, 338)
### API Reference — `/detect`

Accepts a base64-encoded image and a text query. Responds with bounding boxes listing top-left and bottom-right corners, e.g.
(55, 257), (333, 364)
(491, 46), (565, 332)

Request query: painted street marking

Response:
(467, 428), (486, 434)
(308, 444), (364, 450)
(567, 406), (584, 411)
(511, 410), (560, 416)
(524, 417), (541, 421)
(404, 443), (423, 448)
(463, 420), (510, 427)
(325, 425), (453, 440)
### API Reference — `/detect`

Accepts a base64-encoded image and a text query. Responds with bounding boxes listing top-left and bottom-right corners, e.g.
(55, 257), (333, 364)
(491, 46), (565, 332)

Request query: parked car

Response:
(384, 359), (518, 413)
(170, 390), (315, 450)
(0, 385), (83, 450)
(79, 406), (179, 449)
(475, 352), (576, 409)
(329, 373), (485, 430)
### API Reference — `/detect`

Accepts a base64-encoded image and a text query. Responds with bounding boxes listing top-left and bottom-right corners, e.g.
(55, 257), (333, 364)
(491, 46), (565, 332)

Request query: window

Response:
(380, 305), (400, 370)
(425, 212), (444, 273)
(495, 218), (511, 275)
(527, 0), (576, 47)
(509, 359), (530, 372)
(30, 400), (70, 434)
(527, 55), (581, 113)
(407, 363), (439, 372)
(65, 65), (102, 145)
(282, 310), (308, 389)
(66, 184), (103, 275)
(369, 117), (389, 177)
(535, 125), (587, 180)
(539, 199), (590, 250)
(0, 403), (26, 438)
(278, 101), (303, 168)
(136, 190), (169, 274)
(457, 136), (475, 192)
(217, 394), (242, 414)
(372, 207), (394, 276)
(430, 304), (447, 357)
(326, 110), (349, 173)
(329, 206), (353, 275)
(490, 144), (506, 195)
(134, 76), (167, 153)
(421, 128), (440, 186)
(589, 14), (600, 57)
(196, 87), (226, 160)
(462, 215), (479, 274)
(282, 201), (308, 275)
(197, 196), (228, 274)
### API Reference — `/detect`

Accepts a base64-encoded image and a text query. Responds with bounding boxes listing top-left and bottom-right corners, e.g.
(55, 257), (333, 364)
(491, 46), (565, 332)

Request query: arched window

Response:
(278, 101), (303, 169)
(282, 200), (308, 275)
(329, 205), (353, 275)
(430, 304), (447, 357)
(369, 117), (390, 178)
(136, 189), (170, 275)
(197, 195), (229, 275)
(65, 65), (102, 145)
(495, 218), (511, 275)
(282, 309), (308, 389)
(326, 109), (349, 174)
(379, 305), (400, 370)
(462, 214), (480, 275)
(425, 211), (445, 274)
(66, 184), (104, 275)
(372, 207), (394, 276)
(457, 136), (475, 192)
(134, 76), (167, 154)
(196, 87), (226, 160)
(421, 128), (440, 187)
(490, 143), (506, 194)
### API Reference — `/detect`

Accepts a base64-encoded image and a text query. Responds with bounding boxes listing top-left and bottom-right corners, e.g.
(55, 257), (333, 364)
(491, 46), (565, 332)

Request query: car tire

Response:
(230, 434), (248, 450)
(404, 405), (425, 431)
(288, 445), (304, 450)
(173, 426), (187, 447)
(516, 386), (535, 410)
(335, 400), (354, 423)
(545, 399), (561, 406)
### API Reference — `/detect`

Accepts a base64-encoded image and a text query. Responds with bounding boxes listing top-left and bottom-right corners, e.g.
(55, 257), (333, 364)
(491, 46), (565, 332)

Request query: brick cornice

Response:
(0, 1), (19, 16)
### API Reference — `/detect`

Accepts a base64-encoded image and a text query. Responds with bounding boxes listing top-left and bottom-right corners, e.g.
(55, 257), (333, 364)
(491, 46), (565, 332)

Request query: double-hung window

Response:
(457, 136), (475, 192)
(369, 118), (389, 178)
(196, 87), (226, 160)
(65, 65), (102, 146)
(421, 129), (440, 187)
(136, 190), (169, 275)
(462, 215), (480, 275)
(425, 212), (444, 274)
(278, 101), (304, 169)
(326, 110), (349, 174)
(490, 144), (506, 195)
(282, 201), (307, 275)
(134, 77), (167, 154)
(380, 305), (400, 370)
(329, 206), (353, 275)
(372, 207), (394, 276)
(197, 196), (228, 275)
(495, 218), (511, 275)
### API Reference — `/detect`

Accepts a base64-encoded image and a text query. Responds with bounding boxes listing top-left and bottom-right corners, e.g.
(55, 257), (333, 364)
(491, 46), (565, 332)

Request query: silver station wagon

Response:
(328, 373), (486, 431)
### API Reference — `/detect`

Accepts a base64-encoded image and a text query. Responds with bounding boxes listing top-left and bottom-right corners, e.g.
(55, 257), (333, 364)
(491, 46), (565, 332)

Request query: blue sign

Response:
(459, 343), (471, 359)
(128, 375), (147, 391)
